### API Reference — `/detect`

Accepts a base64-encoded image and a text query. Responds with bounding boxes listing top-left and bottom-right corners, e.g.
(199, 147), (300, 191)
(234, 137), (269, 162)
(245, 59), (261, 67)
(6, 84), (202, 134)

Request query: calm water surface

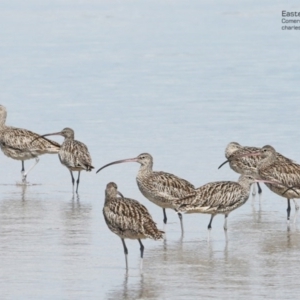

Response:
(0, 0), (299, 299)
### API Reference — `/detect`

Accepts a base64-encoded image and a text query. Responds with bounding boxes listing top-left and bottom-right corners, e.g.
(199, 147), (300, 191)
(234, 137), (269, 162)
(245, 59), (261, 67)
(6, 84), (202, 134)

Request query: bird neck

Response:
(104, 194), (115, 205)
(137, 163), (152, 178)
(64, 136), (74, 143)
(0, 114), (7, 128)
(238, 177), (253, 192)
(258, 154), (276, 170)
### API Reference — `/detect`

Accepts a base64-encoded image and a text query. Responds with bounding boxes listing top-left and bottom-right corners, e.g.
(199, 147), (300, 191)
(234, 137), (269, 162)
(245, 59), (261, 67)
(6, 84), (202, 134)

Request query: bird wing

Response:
(145, 171), (196, 200)
(0, 126), (60, 152)
(260, 163), (300, 187)
(104, 197), (163, 239)
(105, 197), (153, 229)
(276, 153), (294, 163)
(176, 181), (244, 212)
(60, 140), (94, 170)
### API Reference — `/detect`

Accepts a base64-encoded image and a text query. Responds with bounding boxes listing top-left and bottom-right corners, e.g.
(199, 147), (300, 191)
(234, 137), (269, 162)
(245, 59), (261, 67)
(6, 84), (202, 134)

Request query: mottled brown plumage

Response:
(97, 153), (196, 234)
(40, 127), (94, 193)
(246, 145), (300, 221)
(175, 174), (278, 232)
(223, 142), (292, 175)
(0, 105), (60, 183)
(103, 182), (164, 270)
(219, 142), (293, 195)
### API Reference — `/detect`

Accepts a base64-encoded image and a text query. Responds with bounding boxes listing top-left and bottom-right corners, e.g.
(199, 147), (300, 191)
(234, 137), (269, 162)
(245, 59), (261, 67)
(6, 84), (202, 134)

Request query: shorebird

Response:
(218, 142), (293, 196)
(240, 145), (300, 222)
(103, 182), (164, 270)
(37, 127), (94, 193)
(97, 153), (196, 234)
(175, 174), (278, 235)
(0, 105), (60, 184)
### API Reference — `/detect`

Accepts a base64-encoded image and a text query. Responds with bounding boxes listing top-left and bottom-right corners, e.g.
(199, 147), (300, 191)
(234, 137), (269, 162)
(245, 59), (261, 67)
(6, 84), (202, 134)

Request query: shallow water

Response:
(0, 0), (300, 299)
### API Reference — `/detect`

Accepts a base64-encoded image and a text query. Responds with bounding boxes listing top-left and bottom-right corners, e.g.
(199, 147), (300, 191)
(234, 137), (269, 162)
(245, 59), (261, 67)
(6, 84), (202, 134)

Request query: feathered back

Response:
(104, 182), (164, 240)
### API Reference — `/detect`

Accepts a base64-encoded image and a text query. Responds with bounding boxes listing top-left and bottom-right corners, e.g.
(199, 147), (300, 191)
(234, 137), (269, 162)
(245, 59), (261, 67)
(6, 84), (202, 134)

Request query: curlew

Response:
(103, 182), (164, 270)
(218, 142), (293, 196)
(175, 174), (279, 235)
(240, 145), (300, 222)
(37, 127), (94, 193)
(0, 105), (60, 184)
(97, 153), (196, 234)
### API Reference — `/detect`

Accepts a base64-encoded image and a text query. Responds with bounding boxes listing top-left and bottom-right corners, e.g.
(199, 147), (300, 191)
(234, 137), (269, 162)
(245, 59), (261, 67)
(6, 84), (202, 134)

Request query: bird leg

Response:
(76, 171), (81, 194)
(163, 208), (167, 224)
(257, 182), (262, 195)
(223, 214), (228, 231)
(208, 214), (214, 230)
(21, 161), (26, 183)
(69, 170), (75, 193)
(138, 239), (144, 270)
(138, 239), (144, 258)
(177, 212), (184, 235)
(21, 157), (40, 183)
(121, 238), (128, 270)
(21, 160), (25, 176)
(287, 198), (291, 222)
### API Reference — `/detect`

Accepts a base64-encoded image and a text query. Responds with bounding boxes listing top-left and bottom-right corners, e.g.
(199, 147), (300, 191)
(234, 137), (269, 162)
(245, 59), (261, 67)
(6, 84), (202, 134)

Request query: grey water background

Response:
(0, 1), (299, 299)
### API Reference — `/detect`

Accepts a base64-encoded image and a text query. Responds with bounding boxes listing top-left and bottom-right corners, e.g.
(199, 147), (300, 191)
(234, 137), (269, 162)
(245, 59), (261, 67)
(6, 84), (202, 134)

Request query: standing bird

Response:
(218, 142), (293, 196)
(0, 105), (60, 184)
(97, 153), (196, 234)
(103, 182), (164, 270)
(240, 145), (300, 222)
(37, 127), (94, 193)
(175, 174), (278, 234)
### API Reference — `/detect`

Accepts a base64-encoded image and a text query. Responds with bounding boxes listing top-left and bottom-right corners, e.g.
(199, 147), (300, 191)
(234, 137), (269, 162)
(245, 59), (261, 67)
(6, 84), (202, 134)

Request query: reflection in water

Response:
(0, 187), (64, 298)
(18, 184), (27, 201)
(60, 196), (93, 299)
(61, 195), (92, 247)
(292, 200), (299, 224)
(251, 197), (263, 224)
(107, 272), (160, 300)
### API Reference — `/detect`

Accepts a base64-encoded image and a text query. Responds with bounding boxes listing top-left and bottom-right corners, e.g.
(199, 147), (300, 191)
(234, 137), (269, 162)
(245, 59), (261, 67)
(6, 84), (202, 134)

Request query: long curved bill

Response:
(218, 151), (262, 170)
(96, 157), (138, 174)
(30, 131), (63, 144)
(40, 132), (63, 138)
(218, 160), (229, 169)
(117, 191), (124, 199)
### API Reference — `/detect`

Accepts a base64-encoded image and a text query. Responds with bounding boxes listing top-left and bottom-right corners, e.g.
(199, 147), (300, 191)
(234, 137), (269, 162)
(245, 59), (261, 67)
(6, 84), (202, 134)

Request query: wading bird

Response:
(175, 174), (279, 236)
(239, 145), (300, 222)
(0, 105), (60, 184)
(37, 127), (93, 193)
(97, 153), (196, 234)
(103, 182), (164, 270)
(218, 142), (293, 196)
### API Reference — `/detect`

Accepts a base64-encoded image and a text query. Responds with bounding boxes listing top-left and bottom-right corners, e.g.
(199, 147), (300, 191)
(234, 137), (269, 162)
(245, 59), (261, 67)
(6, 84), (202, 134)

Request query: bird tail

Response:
(149, 229), (164, 240)
(144, 220), (164, 240)
(86, 165), (94, 171)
